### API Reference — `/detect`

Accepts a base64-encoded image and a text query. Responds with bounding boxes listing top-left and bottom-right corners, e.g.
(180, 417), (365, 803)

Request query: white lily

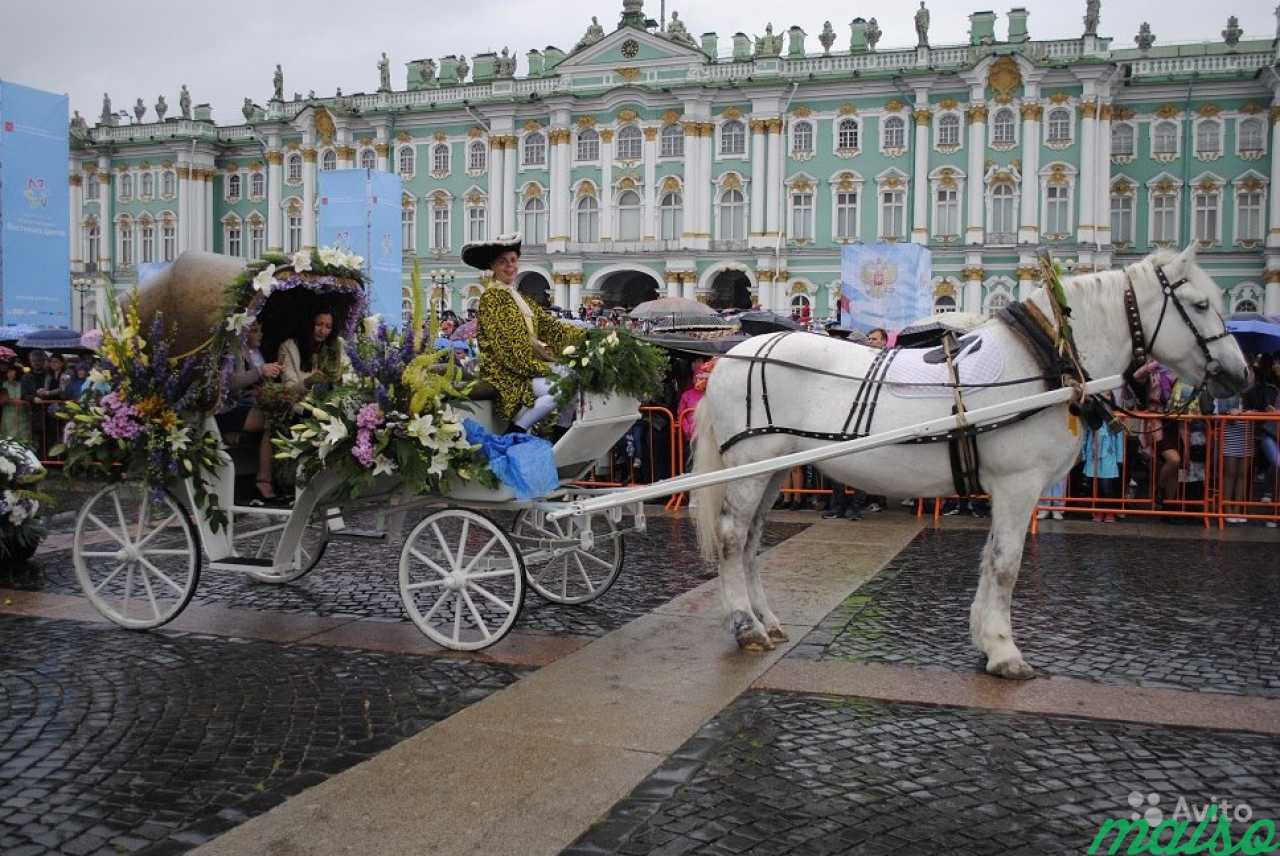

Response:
(0, 458), (14, 478)
(322, 416), (349, 446)
(318, 246), (342, 267)
(581, 356), (590, 366)
(252, 264), (278, 296)
(291, 250), (313, 272)
(87, 368), (110, 386)
(562, 345), (577, 356)
(605, 331), (620, 346)
(84, 429), (105, 448)
(362, 314), (383, 338)
(225, 311), (254, 334)
(169, 424), (191, 452)
(406, 413), (436, 444)
(372, 455), (397, 477)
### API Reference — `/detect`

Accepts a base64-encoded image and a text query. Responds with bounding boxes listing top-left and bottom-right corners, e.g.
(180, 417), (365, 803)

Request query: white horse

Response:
(692, 247), (1250, 678)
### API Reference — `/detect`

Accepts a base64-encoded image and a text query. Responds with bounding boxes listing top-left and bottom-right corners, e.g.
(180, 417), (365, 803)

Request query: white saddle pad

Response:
(885, 330), (1006, 399)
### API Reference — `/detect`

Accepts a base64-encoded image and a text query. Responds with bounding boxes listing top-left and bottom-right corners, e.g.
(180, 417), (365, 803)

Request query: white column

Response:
(599, 131), (614, 240)
(568, 277), (581, 310)
(681, 121), (698, 244)
(1019, 103), (1041, 245)
(749, 119), (767, 240)
(963, 275), (983, 313)
(337, 134), (354, 169)
(911, 108), (931, 244)
(69, 165), (83, 270)
(1095, 102), (1112, 248)
(1268, 105), (1280, 249)
(376, 140), (389, 173)
(204, 171), (214, 251)
(642, 127), (657, 240)
(553, 276), (570, 308)
(765, 119), (783, 237)
(267, 151), (283, 252)
(965, 105), (986, 245)
(302, 147), (317, 249)
(502, 139), (517, 235)
(666, 274), (680, 299)
(191, 168), (203, 252)
(97, 158), (112, 270)
(1077, 100), (1097, 245)
(488, 138), (504, 239)
(546, 129), (563, 243)
(1265, 279), (1280, 315)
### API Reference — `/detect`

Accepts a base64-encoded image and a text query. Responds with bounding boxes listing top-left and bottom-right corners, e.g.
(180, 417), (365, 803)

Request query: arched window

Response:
(660, 191), (682, 241)
(984, 288), (1011, 317)
(286, 153), (303, 183)
(120, 173), (134, 200)
(792, 121), (813, 155)
(616, 189), (641, 240)
(1046, 109), (1071, 143)
(1151, 189), (1178, 243)
(140, 172), (154, 198)
(934, 185), (959, 238)
(1111, 123), (1134, 156)
(1153, 122), (1178, 156)
(222, 217), (240, 258)
(86, 174), (99, 201)
(523, 132), (546, 166)
(85, 220), (100, 266)
(398, 145), (415, 176)
(718, 188), (745, 241)
(522, 197), (546, 244)
(660, 124), (684, 158)
(250, 172), (265, 199)
(789, 294), (811, 321)
(1045, 184), (1070, 237)
(227, 173), (241, 201)
(1237, 185), (1265, 242)
(431, 202), (450, 251)
(320, 149), (337, 171)
(161, 216), (177, 261)
(401, 203), (415, 251)
(835, 189), (858, 240)
(1195, 120), (1221, 155)
(468, 204), (487, 242)
(576, 128), (600, 161)
(989, 183), (1016, 241)
(992, 109), (1015, 145)
(576, 196), (599, 242)
(1238, 118), (1264, 154)
(938, 114), (960, 147)
(1233, 298), (1258, 314)
(1194, 186), (1219, 244)
(880, 186), (906, 239)
(883, 116), (905, 150)
(720, 120), (745, 156)
(616, 126), (642, 161)
(467, 140), (486, 171)
(837, 118), (859, 152)
(140, 217), (155, 263)
(248, 216), (265, 258)
(934, 294), (957, 314)
(432, 143), (450, 174)
(360, 148), (377, 170)
(1110, 188), (1134, 245)
(118, 217), (134, 266)
(286, 202), (302, 252)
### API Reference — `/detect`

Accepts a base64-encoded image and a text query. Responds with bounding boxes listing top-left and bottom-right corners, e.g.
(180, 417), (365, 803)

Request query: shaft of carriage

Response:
(546, 374), (1124, 522)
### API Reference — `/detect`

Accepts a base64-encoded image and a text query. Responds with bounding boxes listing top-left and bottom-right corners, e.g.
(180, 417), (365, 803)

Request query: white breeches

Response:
(513, 367), (574, 430)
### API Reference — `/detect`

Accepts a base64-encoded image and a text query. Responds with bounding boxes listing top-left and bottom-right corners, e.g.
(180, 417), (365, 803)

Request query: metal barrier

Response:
(0, 400), (68, 467)
(570, 405), (679, 496)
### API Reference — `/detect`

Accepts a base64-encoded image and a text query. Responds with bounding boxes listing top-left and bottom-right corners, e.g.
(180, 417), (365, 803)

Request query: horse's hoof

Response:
(986, 656), (1036, 680)
(737, 631), (775, 653)
(766, 625), (789, 642)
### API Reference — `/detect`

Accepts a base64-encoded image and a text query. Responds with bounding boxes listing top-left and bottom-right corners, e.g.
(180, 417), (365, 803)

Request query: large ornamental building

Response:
(68, 0), (1279, 322)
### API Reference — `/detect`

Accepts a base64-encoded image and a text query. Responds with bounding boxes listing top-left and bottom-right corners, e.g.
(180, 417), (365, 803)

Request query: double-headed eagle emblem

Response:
(859, 258), (898, 298)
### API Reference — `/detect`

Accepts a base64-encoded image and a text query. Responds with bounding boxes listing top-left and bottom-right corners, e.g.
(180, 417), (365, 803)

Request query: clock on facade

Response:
(621, 39), (639, 58)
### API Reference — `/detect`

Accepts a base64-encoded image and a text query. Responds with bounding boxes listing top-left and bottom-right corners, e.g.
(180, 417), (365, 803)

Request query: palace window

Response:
(720, 120), (745, 156)
(1111, 123), (1135, 157)
(1153, 122), (1178, 156)
(398, 145), (415, 176)
(432, 143), (450, 174)
(616, 189), (642, 240)
(287, 153), (303, 183)
(1194, 189), (1219, 245)
(227, 173), (241, 201)
(521, 198), (545, 244)
(880, 188), (906, 239)
(616, 126), (643, 161)
(883, 115), (905, 150)
(249, 218), (265, 258)
(792, 121), (813, 155)
(576, 129), (600, 162)
(431, 205), (450, 251)
(162, 217), (176, 262)
(86, 174), (99, 201)
(1110, 193), (1133, 245)
(320, 149), (337, 171)
(1046, 109), (1071, 143)
(223, 219), (241, 258)
(835, 191), (858, 240)
(791, 191), (814, 241)
(934, 294), (957, 314)
(836, 118), (859, 152)
(120, 173), (133, 201)
(469, 205), (488, 243)
(1045, 184), (1070, 236)
(660, 191), (682, 240)
(1237, 118), (1264, 154)
(933, 187), (960, 238)
(984, 288), (1012, 317)
(937, 114), (960, 147)
(467, 140), (487, 172)
(989, 183), (1016, 243)
(660, 124), (684, 158)
(1195, 120), (1221, 156)
(718, 188), (745, 241)
(85, 221), (100, 266)
(790, 294), (811, 321)
(523, 132), (546, 166)
(1234, 298), (1258, 314)
(360, 148), (377, 170)
(250, 172), (265, 199)
(140, 172), (154, 199)
(286, 205), (302, 252)
(140, 218), (155, 263)
(576, 196), (600, 242)
(401, 203), (416, 251)
(1236, 188), (1264, 242)
(1151, 192), (1177, 243)
(991, 109), (1015, 145)
(119, 218), (134, 267)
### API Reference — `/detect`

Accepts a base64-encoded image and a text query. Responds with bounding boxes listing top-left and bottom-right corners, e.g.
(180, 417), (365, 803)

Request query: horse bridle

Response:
(1122, 261), (1230, 381)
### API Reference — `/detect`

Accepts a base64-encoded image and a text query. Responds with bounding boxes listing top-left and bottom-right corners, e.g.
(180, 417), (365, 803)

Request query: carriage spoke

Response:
(81, 551), (122, 558)
(134, 513), (180, 550)
(136, 560), (162, 621)
(138, 557), (187, 596)
(454, 518), (470, 570)
(141, 548), (190, 557)
(573, 553), (596, 593)
(135, 486), (151, 543)
(121, 564), (134, 615)
(421, 589), (452, 623)
(467, 581), (512, 613)
(463, 568), (515, 581)
(410, 547), (450, 579)
(91, 562), (128, 594)
(574, 550), (614, 572)
(452, 595), (463, 642)
(405, 577), (449, 591)
(111, 492), (131, 544)
(461, 589), (491, 641)
(458, 536), (497, 577)
(430, 523), (453, 568)
(86, 513), (129, 548)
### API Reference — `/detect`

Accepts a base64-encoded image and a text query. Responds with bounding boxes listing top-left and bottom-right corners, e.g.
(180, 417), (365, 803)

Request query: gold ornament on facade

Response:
(1236, 102), (1263, 115)
(766, 118), (784, 133)
(883, 100), (903, 113)
(643, 126), (658, 141)
(913, 109), (932, 126)
(987, 55), (1022, 103)
(933, 280), (957, 298)
(522, 119), (542, 132)
(1099, 104), (1114, 120)
(302, 148), (317, 163)
(465, 191), (486, 206)
(720, 173), (743, 191)
(961, 266), (984, 281)
(938, 168), (958, 189)
(396, 131), (411, 142)
(835, 172), (856, 191)
(1153, 178), (1177, 195)
(1155, 104), (1179, 119)
(615, 67), (642, 82)
(523, 183), (543, 199)
(965, 105), (988, 123)
(1239, 177), (1264, 193)
(617, 176), (637, 190)
(790, 177), (813, 192)
(1048, 165), (1067, 186)
(661, 109), (680, 124)
(1048, 92), (1070, 105)
(721, 106), (743, 120)
(466, 126), (485, 139)
(1196, 177), (1219, 193)
(1265, 269), (1280, 284)
(938, 98), (958, 110)
(599, 129), (614, 143)
(338, 146), (355, 159)
(790, 106), (810, 118)
(1196, 104), (1221, 118)
(617, 109), (638, 122)
(1079, 102), (1098, 119)
(68, 174), (82, 187)
(430, 190), (449, 208)
(434, 131), (448, 142)
(883, 176), (903, 189)
(176, 166), (191, 179)
(223, 163), (238, 174)
(1112, 179), (1133, 196)
(313, 107), (335, 144)
(374, 143), (389, 156)
(1015, 266), (1040, 281)
(577, 180), (597, 198)
(757, 270), (774, 283)
(748, 118), (768, 133)
(577, 115), (597, 129)
(661, 176), (681, 193)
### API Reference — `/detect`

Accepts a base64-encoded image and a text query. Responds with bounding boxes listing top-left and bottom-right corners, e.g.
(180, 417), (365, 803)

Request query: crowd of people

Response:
(0, 349), (99, 453)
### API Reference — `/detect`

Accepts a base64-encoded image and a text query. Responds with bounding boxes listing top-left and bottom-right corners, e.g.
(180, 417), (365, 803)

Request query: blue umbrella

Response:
(1225, 316), (1280, 354)
(16, 328), (91, 353)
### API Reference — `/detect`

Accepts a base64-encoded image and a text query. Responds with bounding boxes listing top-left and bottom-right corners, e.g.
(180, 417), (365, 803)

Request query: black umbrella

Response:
(16, 328), (93, 354)
(737, 310), (799, 335)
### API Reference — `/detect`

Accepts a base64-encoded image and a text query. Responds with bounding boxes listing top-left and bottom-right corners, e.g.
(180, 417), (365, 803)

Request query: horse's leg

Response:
(717, 473), (776, 652)
(744, 472), (788, 642)
(969, 475), (1041, 679)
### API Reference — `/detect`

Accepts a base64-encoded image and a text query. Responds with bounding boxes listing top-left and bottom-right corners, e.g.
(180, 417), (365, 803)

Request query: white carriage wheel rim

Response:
(399, 508), (523, 651)
(73, 482), (200, 629)
(515, 510), (623, 605)
(234, 511), (328, 583)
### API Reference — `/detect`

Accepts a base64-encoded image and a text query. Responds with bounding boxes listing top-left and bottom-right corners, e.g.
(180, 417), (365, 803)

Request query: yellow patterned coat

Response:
(477, 288), (586, 421)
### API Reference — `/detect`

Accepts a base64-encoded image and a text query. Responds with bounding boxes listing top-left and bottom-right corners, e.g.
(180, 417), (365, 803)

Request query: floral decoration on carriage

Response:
(0, 439), (50, 563)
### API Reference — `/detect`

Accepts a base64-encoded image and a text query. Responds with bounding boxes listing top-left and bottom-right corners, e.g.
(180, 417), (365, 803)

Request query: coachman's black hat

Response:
(460, 232), (522, 271)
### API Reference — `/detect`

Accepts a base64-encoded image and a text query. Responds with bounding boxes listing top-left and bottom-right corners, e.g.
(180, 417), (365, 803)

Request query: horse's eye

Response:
(1193, 300), (1210, 312)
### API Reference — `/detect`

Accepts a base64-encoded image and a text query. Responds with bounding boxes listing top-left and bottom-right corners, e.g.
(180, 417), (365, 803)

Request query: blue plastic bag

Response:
(464, 419), (560, 501)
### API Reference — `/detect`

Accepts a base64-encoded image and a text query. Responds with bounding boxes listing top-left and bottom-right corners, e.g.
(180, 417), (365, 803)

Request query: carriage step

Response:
(330, 528), (385, 541)
(209, 558), (275, 571)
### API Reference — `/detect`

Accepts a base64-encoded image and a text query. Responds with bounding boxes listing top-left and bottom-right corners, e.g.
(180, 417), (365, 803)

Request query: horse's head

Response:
(1130, 245), (1250, 399)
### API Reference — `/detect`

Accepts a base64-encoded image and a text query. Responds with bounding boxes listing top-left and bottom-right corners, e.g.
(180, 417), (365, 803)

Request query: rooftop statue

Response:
(378, 52), (391, 91)
(1222, 15), (1242, 46)
(1084, 0), (1101, 37)
(273, 64), (284, 101)
(819, 21), (836, 54)
(100, 92), (113, 125)
(179, 84), (191, 119)
(915, 2), (930, 47)
(666, 11), (696, 46)
(577, 16), (606, 50)
(866, 17), (882, 50)
(133, 98), (147, 124)
(1135, 21), (1155, 50)
(155, 95), (168, 121)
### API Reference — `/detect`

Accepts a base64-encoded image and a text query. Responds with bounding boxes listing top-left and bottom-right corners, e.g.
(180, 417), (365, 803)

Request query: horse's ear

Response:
(1175, 243), (1198, 271)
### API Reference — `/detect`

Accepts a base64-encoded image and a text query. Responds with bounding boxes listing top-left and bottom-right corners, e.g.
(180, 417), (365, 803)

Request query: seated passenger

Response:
(215, 321), (284, 505)
(279, 309), (349, 394)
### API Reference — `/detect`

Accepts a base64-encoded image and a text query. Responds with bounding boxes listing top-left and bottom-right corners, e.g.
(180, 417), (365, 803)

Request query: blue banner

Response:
(838, 242), (932, 334)
(318, 169), (402, 326)
(0, 81), (70, 328)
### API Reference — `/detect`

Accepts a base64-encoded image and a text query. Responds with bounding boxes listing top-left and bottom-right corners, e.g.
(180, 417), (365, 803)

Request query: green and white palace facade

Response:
(69, 0), (1280, 321)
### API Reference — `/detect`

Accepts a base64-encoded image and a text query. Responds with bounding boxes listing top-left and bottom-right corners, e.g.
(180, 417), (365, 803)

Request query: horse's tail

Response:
(691, 397), (726, 564)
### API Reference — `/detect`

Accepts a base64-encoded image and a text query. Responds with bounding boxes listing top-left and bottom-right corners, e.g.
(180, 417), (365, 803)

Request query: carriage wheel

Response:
(399, 508), (524, 651)
(234, 508), (329, 583)
(513, 510), (624, 605)
(73, 481), (201, 629)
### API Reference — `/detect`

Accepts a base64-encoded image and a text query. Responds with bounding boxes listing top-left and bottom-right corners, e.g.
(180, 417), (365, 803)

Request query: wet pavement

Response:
(789, 529), (1280, 697)
(0, 614), (526, 856)
(565, 690), (1280, 856)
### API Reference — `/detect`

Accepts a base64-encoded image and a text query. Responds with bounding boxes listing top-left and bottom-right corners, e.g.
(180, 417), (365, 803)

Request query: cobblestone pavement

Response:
(788, 529), (1280, 697)
(2, 516), (804, 638)
(565, 691), (1280, 856)
(0, 614), (527, 856)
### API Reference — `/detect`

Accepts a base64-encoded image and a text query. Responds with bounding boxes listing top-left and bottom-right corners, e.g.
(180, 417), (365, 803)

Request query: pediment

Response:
(558, 26), (707, 71)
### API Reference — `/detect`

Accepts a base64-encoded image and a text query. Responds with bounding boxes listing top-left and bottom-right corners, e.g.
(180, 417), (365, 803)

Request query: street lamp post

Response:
(427, 268), (455, 320)
(71, 276), (97, 332)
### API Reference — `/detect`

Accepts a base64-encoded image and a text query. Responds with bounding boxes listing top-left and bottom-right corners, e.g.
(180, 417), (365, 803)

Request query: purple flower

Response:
(351, 430), (375, 467)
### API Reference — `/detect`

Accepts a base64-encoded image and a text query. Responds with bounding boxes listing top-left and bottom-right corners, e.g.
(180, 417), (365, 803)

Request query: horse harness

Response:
(1123, 262), (1231, 386)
